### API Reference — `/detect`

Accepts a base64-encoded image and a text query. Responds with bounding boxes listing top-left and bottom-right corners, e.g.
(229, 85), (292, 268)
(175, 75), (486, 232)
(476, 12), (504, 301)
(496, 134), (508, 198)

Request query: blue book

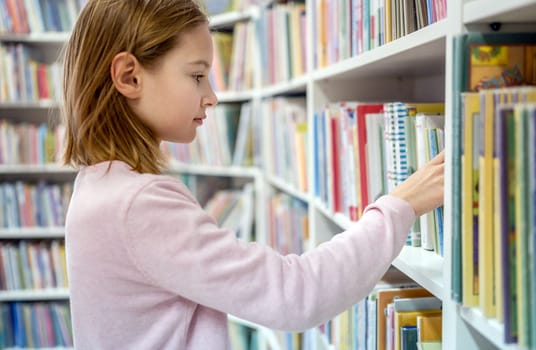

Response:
(401, 325), (418, 350)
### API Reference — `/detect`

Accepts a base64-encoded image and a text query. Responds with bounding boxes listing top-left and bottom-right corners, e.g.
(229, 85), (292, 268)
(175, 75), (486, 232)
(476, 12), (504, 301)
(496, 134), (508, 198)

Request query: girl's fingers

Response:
(430, 150), (445, 164)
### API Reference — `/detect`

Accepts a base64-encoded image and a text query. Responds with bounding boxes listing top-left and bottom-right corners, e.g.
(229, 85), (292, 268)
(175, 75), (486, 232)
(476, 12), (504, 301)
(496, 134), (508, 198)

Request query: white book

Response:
(394, 296), (442, 312)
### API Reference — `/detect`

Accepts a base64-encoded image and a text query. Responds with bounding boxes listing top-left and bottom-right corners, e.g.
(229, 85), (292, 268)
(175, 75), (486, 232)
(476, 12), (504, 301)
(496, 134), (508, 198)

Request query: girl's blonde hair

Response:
(62, 0), (208, 174)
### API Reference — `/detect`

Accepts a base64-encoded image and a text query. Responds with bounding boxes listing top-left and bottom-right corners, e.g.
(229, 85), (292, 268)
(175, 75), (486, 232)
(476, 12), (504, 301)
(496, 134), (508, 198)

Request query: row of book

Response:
(267, 192), (309, 256)
(255, 2), (307, 86)
(203, 183), (254, 243)
(318, 271), (442, 350)
(0, 301), (72, 348)
(0, 240), (68, 291)
(313, 101), (445, 254)
(264, 97), (308, 193)
(460, 89), (536, 347)
(0, 43), (62, 103)
(0, 119), (64, 165)
(211, 21), (256, 92)
(0, 0), (86, 34)
(449, 31), (536, 349)
(162, 102), (259, 168)
(0, 181), (72, 229)
(313, 0), (447, 68)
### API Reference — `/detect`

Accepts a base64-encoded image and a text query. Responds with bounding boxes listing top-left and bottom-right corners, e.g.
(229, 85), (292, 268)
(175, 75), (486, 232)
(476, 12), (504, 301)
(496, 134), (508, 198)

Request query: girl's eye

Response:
(193, 75), (204, 83)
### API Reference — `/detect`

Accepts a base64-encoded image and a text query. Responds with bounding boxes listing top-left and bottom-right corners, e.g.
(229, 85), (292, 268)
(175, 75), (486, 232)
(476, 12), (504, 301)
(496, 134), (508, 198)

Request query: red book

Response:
(355, 103), (384, 215)
(330, 115), (342, 213)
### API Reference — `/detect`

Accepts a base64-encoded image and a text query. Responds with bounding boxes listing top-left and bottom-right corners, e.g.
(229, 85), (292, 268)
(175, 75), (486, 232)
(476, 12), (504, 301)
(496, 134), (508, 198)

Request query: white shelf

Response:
(0, 288), (70, 301)
(209, 9), (254, 29)
(259, 75), (309, 97)
(0, 100), (61, 109)
(464, 0), (536, 24)
(216, 90), (255, 102)
(266, 175), (309, 203)
(0, 227), (64, 239)
(0, 32), (70, 44)
(459, 307), (519, 350)
(0, 164), (76, 175)
(167, 162), (261, 178)
(312, 20), (447, 82)
(392, 246), (445, 300)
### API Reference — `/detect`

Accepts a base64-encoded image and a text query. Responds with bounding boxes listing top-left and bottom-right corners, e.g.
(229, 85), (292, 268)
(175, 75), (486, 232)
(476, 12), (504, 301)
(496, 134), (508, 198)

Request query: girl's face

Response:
(131, 23), (218, 143)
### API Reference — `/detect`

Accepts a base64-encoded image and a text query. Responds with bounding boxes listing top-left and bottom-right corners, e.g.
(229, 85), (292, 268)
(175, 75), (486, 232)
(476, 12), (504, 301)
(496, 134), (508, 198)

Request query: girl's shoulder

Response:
(76, 160), (196, 202)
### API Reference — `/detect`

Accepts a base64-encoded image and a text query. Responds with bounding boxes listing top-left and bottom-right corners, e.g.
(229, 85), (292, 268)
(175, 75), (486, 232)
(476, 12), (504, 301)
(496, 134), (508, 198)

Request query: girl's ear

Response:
(110, 52), (142, 99)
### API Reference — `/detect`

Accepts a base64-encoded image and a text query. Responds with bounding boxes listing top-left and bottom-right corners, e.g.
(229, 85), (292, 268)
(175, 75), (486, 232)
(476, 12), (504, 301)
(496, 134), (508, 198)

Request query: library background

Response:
(0, 0), (535, 349)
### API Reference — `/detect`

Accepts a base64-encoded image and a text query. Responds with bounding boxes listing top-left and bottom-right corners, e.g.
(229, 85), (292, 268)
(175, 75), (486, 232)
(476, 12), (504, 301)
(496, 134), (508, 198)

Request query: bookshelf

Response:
(2, 1), (535, 350)
(241, 0), (536, 349)
(0, 16), (75, 346)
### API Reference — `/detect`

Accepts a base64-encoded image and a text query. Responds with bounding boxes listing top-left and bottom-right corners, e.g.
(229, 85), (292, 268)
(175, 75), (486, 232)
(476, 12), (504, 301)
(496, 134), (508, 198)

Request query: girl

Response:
(62, 0), (444, 349)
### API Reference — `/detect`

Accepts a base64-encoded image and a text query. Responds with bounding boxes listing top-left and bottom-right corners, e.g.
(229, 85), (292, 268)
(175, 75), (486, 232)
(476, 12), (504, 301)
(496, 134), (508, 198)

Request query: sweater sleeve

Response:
(122, 179), (416, 332)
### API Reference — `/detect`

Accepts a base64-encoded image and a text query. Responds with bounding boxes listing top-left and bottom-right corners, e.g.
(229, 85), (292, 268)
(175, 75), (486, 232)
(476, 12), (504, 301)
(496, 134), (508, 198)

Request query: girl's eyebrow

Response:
(188, 60), (210, 68)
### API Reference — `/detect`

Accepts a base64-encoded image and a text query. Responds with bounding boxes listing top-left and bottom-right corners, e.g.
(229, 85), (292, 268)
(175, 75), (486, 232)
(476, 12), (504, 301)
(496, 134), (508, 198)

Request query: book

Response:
(395, 309), (441, 350)
(383, 102), (444, 247)
(393, 297), (442, 313)
(414, 113), (445, 252)
(497, 104), (518, 343)
(376, 287), (433, 350)
(394, 297), (442, 350)
(460, 92), (480, 308)
(417, 341), (442, 350)
(514, 102), (533, 348)
(401, 325), (418, 350)
(365, 112), (387, 204)
(450, 32), (536, 303)
(528, 104), (536, 350)
(416, 314), (442, 342)
(355, 103), (384, 215)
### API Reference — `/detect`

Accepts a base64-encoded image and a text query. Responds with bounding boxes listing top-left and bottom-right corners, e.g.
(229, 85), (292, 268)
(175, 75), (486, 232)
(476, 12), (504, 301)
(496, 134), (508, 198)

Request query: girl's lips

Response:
(194, 116), (205, 125)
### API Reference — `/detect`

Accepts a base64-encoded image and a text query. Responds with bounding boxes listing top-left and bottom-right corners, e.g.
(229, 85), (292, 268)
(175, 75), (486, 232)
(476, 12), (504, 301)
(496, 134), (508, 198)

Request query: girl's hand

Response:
(389, 150), (445, 217)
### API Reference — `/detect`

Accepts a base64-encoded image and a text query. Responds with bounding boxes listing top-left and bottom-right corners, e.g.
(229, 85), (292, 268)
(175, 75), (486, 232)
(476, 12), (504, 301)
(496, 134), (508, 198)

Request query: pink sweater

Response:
(65, 160), (416, 349)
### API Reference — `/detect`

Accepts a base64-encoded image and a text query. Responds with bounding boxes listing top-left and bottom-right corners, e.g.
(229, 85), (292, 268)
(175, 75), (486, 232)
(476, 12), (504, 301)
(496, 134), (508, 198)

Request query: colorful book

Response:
(376, 287), (433, 350)
(450, 32), (536, 303)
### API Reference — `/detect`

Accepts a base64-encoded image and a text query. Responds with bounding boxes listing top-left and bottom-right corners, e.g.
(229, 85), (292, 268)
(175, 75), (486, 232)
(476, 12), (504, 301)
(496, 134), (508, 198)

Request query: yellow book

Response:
(478, 89), (496, 318)
(290, 3), (305, 77)
(295, 122), (308, 192)
(385, 0), (392, 43)
(416, 314), (442, 342)
(407, 103), (445, 116)
(316, 0), (327, 68)
(395, 309), (442, 350)
(461, 92), (480, 308)
(514, 104), (528, 347)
